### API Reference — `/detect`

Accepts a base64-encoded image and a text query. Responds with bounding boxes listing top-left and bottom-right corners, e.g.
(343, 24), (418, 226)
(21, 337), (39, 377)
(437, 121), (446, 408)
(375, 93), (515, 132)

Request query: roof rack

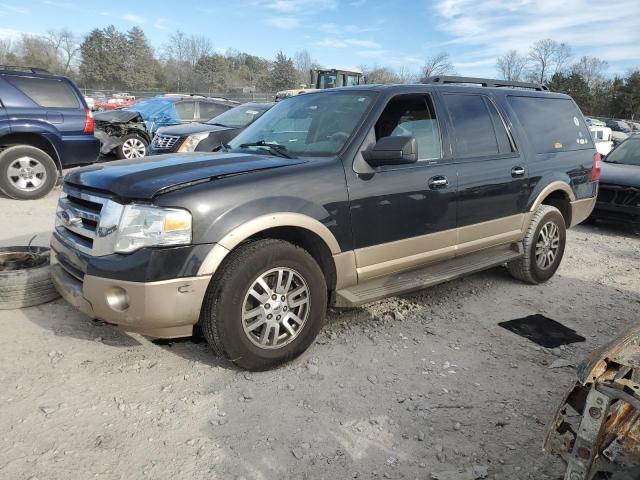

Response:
(0, 65), (51, 74)
(424, 76), (548, 91)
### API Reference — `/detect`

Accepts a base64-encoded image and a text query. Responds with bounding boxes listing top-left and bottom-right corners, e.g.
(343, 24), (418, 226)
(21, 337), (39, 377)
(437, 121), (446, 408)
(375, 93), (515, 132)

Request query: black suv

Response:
(0, 66), (99, 199)
(50, 77), (599, 370)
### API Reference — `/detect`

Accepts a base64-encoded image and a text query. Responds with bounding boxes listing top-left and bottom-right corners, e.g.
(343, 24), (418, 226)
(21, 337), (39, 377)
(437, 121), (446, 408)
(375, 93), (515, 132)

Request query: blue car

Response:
(94, 94), (238, 159)
(0, 66), (99, 199)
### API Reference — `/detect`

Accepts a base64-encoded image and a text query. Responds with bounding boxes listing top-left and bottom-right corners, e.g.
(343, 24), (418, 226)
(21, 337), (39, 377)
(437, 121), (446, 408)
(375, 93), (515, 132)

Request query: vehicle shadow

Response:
(578, 218), (640, 238)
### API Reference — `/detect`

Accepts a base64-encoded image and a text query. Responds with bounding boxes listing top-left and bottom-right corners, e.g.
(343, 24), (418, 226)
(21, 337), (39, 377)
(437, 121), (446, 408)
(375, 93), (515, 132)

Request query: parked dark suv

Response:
(0, 66), (99, 199)
(50, 77), (599, 370)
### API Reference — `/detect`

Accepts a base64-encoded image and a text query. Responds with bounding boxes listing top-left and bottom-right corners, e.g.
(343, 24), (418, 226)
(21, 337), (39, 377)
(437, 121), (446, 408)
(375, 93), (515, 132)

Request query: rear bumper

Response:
(570, 196), (597, 227)
(50, 258), (211, 338)
(57, 134), (100, 167)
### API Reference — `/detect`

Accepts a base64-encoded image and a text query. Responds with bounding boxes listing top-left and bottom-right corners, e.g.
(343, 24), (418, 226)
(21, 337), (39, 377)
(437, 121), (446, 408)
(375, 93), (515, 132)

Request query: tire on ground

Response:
(507, 204), (566, 285)
(0, 145), (58, 200)
(116, 134), (148, 159)
(0, 247), (60, 309)
(199, 238), (328, 371)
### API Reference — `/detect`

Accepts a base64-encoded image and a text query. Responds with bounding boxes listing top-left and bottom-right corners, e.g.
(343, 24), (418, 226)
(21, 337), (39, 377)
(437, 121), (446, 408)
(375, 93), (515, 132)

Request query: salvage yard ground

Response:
(1, 187), (639, 480)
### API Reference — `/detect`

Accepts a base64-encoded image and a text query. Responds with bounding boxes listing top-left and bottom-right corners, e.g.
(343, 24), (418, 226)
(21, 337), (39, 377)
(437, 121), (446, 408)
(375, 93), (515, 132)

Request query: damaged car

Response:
(590, 136), (640, 226)
(149, 102), (273, 155)
(94, 94), (238, 159)
(544, 323), (640, 479)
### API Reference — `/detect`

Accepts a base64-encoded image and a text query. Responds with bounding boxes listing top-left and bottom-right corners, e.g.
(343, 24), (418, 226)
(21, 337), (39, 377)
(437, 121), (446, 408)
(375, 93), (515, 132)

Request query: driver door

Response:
(347, 93), (458, 281)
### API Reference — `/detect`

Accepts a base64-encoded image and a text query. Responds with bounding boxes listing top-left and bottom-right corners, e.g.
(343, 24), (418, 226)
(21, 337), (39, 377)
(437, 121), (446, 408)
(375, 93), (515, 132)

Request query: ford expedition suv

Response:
(0, 66), (99, 199)
(50, 77), (600, 370)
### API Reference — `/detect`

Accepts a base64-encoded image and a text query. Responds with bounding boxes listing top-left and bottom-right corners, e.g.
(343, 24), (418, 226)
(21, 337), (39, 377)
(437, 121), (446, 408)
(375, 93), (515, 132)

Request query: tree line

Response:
(0, 26), (638, 118)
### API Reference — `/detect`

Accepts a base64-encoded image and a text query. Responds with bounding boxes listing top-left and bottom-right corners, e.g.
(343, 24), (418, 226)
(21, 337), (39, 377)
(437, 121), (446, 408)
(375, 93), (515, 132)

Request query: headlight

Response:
(115, 204), (192, 253)
(178, 132), (210, 152)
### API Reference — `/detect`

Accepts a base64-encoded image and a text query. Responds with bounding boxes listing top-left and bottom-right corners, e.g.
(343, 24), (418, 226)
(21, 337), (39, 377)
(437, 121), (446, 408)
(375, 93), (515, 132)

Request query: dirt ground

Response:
(1, 187), (639, 480)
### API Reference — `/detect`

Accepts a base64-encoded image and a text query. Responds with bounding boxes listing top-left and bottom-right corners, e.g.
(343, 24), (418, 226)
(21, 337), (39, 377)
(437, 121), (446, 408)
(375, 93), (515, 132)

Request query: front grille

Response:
(598, 184), (640, 207)
(152, 134), (181, 150)
(55, 185), (110, 255)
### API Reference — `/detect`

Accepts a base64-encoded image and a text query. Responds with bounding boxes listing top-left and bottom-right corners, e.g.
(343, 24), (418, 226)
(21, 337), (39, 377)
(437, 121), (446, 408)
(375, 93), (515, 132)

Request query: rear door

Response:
(440, 92), (527, 253)
(197, 101), (228, 122)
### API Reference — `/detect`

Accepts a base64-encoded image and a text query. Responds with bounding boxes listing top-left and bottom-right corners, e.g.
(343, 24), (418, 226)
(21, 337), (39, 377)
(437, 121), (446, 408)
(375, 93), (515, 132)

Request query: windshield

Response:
(207, 104), (271, 128)
(127, 97), (178, 123)
(605, 139), (640, 166)
(228, 91), (375, 156)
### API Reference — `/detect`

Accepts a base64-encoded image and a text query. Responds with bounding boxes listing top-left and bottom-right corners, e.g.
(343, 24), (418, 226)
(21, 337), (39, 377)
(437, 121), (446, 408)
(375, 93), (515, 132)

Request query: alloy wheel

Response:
(122, 138), (146, 158)
(6, 157), (47, 192)
(535, 220), (560, 270)
(241, 267), (310, 349)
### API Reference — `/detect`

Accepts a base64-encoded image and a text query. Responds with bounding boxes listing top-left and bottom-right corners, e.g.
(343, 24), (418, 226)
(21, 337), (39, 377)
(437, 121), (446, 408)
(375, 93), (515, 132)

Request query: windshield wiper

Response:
(239, 140), (295, 159)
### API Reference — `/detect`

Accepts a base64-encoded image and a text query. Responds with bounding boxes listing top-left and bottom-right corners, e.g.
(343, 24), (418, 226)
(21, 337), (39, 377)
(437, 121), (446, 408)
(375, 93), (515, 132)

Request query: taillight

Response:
(83, 109), (94, 134)
(591, 152), (602, 181)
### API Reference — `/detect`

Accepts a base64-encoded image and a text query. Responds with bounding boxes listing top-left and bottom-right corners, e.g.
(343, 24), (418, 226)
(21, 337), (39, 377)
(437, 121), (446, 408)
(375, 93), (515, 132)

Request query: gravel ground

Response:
(1, 187), (639, 480)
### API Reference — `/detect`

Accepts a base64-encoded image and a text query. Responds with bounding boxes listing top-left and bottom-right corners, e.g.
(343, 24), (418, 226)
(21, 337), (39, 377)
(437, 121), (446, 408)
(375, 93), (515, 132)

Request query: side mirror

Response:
(362, 136), (418, 167)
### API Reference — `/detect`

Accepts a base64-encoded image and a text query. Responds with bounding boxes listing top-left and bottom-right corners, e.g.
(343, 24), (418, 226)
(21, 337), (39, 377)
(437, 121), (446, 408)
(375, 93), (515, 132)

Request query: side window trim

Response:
(485, 96), (518, 153)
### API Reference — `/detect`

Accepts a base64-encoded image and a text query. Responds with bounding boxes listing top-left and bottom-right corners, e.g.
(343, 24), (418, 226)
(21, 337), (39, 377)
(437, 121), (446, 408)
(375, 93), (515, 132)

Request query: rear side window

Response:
(443, 93), (512, 158)
(6, 76), (80, 108)
(508, 96), (592, 153)
(175, 101), (196, 121)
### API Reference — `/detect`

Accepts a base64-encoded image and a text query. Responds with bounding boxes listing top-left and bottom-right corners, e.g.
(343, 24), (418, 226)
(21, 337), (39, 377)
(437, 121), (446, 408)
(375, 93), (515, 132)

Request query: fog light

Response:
(105, 286), (129, 312)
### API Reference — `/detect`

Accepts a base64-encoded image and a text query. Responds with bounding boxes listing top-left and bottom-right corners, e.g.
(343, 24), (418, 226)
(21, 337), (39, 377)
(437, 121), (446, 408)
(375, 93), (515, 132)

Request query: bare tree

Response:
(396, 65), (418, 84)
(571, 56), (608, 89)
(527, 39), (572, 83)
(0, 39), (12, 64)
(362, 65), (400, 84)
(419, 52), (456, 82)
(496, 50), (528, 81)
(293, 50), (319, 86)
(47, 29), (79, 73)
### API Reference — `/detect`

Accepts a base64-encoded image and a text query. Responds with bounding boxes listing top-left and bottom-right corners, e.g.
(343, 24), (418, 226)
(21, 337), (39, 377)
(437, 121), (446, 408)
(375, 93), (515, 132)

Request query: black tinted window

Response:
(443, 94), (507, 157)
(199, 102), (227, 120)
(175, 101), (196, 120)
(6, 76), (80, 108)
(508, 96), (592, 153)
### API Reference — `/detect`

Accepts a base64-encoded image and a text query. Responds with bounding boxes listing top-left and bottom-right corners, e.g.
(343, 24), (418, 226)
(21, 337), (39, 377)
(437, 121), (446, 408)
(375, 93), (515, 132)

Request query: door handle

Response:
(428, 176), (449, 189)
(511, 166), (525, 178)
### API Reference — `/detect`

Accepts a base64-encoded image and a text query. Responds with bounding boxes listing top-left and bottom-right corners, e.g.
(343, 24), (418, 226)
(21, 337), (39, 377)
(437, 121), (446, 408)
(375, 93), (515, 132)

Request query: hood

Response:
(94, 109), (142, 123)
(64, 152), (307, 200)
(600, 161), (640, 187)
(156, 122), (233, 136)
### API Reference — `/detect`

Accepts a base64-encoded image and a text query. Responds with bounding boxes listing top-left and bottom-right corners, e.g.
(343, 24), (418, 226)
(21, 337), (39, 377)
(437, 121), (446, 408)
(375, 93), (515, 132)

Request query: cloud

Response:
(315, 38), (381, 49)
(263, 16), (300, 29)
(123, 13), (145, 23)
(431, 0), (640, 73)
(319, 23), (379, 35)
(42, 0), (73, 8)
(0, 2), (29, 14)
(0, 27), (37, 40)
(259, 0), (336, 12)
(153, 18), (169, 30)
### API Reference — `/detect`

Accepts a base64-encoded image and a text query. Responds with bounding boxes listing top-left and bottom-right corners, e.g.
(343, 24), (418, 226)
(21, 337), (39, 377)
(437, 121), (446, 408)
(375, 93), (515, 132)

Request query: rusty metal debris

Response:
(544, 323), (640, 479)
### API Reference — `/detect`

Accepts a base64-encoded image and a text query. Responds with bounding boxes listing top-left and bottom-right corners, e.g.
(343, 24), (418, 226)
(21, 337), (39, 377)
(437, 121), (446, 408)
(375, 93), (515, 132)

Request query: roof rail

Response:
(0, 65), (51, 74)
(424, 76), (548, 91)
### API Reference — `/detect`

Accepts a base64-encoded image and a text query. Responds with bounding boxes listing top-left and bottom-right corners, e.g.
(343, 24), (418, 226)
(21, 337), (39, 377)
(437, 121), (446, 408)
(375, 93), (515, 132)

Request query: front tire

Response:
(200, 239), (327, 371)
(507, 205), (566, 284)
(0, 145), (58, 200)
(116, 134), (148, 159)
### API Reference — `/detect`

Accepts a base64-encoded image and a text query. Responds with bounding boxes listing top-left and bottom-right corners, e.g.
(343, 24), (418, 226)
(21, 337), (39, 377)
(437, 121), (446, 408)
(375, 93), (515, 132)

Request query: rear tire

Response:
(200, 239), (327, 371)
(0, 145), (57, 200)
(507, 205), (566, 284)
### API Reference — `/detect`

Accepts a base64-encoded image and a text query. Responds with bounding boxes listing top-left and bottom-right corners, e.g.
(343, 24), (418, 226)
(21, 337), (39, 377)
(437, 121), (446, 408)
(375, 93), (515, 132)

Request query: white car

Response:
(589, 126), (613, 156)
(83, 96), (95, 110)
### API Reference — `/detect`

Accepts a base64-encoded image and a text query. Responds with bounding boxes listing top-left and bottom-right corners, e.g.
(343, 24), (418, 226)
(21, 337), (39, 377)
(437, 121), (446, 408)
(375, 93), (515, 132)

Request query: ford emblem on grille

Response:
(59, 209), (82, 227)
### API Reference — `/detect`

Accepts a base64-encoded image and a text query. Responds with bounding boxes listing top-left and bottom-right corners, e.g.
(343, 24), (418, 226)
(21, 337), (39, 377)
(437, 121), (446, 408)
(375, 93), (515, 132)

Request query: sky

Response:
(1, 0), (639, 78)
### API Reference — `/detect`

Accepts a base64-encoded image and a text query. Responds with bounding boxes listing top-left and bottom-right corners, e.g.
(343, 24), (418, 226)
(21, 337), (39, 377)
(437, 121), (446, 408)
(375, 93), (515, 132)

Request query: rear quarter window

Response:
(508, 96), (592, 153)
(5, 76), (80, 108)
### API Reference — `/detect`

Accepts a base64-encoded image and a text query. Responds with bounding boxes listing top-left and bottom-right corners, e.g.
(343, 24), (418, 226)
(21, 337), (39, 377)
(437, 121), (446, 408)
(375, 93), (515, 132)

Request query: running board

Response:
(334, 242), (523, 307)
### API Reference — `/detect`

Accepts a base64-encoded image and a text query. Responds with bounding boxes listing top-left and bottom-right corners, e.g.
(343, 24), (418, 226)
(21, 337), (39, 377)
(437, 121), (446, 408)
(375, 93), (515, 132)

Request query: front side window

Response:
(375, 94), (441, 161)
(199, 102), (226, 121)
(443, 93), (512, 158)
(6, 76), (80, 108)
(605, 139), (640, 166)
(228, 91), (375, 156)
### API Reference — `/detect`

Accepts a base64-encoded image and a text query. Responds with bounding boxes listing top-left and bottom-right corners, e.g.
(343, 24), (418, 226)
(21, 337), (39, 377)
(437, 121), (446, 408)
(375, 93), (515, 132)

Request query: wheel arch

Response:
(0, 132), (62, 173)
(529, 181), (576, 228)
(197, 213), (353, 295)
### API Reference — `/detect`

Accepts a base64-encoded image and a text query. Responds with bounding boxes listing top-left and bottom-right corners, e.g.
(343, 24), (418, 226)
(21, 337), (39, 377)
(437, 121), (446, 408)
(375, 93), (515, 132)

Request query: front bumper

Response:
(50, 257), (211, 338)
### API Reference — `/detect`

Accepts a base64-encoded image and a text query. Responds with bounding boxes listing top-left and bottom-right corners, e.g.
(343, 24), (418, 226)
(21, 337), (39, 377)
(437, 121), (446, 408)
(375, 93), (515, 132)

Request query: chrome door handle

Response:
(511, 166), (525, 177)
(428, 176), (449, 189)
